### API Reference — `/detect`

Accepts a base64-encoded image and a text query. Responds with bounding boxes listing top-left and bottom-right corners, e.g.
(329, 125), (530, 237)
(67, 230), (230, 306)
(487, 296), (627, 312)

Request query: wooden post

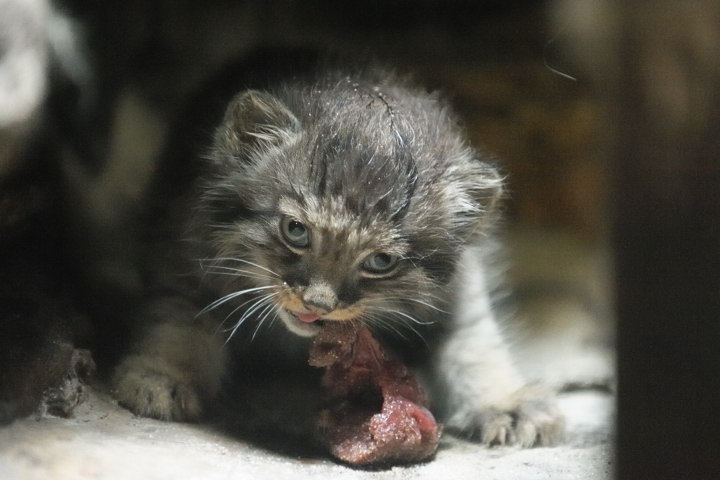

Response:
(607, 2), (720, 478)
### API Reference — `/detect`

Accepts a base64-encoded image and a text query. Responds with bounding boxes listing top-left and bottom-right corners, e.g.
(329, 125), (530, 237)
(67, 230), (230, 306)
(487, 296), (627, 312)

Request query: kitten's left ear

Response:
(456, 162), (505, 238)
(473, 164), (504, 215)
(212, 90), (300, 164)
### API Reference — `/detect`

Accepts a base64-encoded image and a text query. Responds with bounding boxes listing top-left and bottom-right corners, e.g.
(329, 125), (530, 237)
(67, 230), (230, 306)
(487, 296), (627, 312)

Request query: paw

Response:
(449, 385), (565, 447)
(112, 354), (203, 421)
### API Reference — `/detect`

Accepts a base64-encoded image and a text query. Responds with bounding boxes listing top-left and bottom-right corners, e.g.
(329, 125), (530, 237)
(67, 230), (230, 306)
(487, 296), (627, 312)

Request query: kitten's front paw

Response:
(112, 354), (202, 421)
(450, 385), (564, 447)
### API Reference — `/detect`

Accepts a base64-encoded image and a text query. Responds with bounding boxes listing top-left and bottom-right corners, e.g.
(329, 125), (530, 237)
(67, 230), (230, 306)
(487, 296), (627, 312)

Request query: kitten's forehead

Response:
(278, 195), (354, 227)
(287, 132), (417, 221)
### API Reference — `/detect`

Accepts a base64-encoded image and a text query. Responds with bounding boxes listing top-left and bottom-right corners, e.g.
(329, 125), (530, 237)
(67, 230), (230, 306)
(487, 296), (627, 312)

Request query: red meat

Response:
(309, 321), (442, 465)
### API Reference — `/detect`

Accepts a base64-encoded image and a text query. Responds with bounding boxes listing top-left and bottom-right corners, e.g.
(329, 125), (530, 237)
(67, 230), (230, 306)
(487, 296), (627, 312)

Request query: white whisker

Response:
(401, 298), (449, 314)
(373, 295), (449, 314)
(197, 285), (276, 316)
(208, 257), (280, 277)
(373, 306), (434, 326)
(362, 307), (433, 347)
(216, 292), (278, 332)
(250, 302), (278, 341)
(202, 265), (276, 281)
(223, 293), (279, 343)
(223, 294), (275, 333)
(362, 312), (412, 341)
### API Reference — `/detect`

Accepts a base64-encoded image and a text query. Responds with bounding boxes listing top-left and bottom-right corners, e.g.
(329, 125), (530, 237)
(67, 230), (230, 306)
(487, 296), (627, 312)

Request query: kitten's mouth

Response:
(279, 309), (324, 337)
(291, 311), (322, 323)
(278, 303), (365, 337)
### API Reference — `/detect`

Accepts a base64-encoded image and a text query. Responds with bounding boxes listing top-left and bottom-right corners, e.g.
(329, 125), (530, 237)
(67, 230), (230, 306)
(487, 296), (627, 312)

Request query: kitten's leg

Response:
(112, 296), (227, 421)
(436, 249), (564, 446)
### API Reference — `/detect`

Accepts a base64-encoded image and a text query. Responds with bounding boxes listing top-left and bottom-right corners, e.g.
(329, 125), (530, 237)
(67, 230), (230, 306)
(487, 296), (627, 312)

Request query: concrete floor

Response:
(0, 388), (612, 480)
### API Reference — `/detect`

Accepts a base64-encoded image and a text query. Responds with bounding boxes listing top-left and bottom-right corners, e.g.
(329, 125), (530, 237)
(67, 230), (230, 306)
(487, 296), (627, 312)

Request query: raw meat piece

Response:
(309, 321), (442, 465)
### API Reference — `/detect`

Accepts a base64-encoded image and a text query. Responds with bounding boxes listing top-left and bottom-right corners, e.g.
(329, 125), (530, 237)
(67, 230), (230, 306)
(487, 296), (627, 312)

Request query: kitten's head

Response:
(196, 73), (502, 338)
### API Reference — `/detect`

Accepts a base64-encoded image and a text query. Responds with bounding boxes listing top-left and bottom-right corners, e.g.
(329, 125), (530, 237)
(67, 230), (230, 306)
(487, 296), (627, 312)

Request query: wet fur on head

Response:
(192, 69), (503, 338)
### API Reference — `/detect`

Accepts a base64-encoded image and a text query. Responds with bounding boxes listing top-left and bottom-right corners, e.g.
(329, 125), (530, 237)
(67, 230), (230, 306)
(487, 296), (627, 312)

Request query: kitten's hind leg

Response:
(112, 296), (227, 421)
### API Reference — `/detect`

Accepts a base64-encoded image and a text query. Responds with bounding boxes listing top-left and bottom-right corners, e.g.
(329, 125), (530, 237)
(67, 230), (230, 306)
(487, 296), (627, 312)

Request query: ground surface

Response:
(0, 388), (612, 480)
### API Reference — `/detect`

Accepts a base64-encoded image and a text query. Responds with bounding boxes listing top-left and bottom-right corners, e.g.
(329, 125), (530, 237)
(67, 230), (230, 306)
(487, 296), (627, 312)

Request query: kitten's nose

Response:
(303, 281), (338, 315)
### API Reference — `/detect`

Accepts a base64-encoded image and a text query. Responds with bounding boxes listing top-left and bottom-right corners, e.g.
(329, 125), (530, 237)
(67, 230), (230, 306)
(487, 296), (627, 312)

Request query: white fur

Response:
(435, 247), (564, 445)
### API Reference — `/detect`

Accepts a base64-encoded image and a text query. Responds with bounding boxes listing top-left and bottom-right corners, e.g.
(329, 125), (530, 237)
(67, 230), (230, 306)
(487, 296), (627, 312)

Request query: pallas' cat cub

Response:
(112, 62), (563, 449)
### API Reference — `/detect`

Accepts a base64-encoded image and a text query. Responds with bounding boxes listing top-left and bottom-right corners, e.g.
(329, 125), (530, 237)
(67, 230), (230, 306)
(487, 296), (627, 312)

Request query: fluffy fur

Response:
(111, 65), (563, 450)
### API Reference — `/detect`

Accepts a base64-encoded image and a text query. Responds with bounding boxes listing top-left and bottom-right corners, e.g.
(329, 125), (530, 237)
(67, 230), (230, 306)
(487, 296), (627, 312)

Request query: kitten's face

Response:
(257, 193), (427, 337)
(197, 79), (501, 338)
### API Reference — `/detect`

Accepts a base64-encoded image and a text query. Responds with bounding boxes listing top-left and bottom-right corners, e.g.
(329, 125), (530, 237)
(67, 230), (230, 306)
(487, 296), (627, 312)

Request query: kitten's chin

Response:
(278, 310), (322, 337)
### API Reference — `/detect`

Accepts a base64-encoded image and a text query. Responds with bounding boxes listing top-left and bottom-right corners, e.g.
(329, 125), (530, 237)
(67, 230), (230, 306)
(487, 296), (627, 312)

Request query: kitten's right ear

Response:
(212, 90), (299, 164)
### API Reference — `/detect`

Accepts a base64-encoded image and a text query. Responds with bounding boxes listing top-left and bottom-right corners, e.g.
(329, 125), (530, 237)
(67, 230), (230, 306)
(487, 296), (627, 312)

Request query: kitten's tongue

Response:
(295, 312), (321, 323)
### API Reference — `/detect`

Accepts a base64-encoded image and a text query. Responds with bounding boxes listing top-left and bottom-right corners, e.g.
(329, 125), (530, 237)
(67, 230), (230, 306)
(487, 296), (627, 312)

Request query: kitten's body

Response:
(112, 53), (562, 450)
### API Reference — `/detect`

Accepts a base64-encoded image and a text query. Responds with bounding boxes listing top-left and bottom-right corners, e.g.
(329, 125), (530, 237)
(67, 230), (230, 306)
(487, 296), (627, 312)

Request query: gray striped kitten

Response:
(112, 65), (563, 448)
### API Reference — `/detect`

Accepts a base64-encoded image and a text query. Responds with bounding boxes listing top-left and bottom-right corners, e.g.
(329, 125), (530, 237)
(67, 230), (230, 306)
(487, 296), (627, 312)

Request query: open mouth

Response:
(289, 311), (322, 323)
(280, 309), (324, 337)
(280, 306), (363, 337)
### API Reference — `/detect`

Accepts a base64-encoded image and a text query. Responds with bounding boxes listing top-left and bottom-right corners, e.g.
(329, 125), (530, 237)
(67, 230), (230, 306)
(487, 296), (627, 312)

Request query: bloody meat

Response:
(309, 321), (442, 465)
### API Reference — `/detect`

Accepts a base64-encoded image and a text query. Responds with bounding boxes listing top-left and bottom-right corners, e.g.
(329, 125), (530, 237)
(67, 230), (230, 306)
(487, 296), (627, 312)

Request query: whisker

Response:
(216, 292), (278, 332)
(250, 302), (278, 341)
(373, 296), (449, 314)
(362, 308), (432, 347)
(223, 293), (276, 333)
(207, 257), (280, 277)
(362, 312), (412, 341)
(266, 308), (281, 330)
(224, 293), (279, 343)
(373, 306), (434, 326)
(202, 265), (276, 281)
(197, 285), (276, 316)
(401, 298), (449, 314)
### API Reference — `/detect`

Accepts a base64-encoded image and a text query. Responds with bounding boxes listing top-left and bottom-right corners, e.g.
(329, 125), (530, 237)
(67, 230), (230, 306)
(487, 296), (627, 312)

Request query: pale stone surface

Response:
(0, 388), (612, 480)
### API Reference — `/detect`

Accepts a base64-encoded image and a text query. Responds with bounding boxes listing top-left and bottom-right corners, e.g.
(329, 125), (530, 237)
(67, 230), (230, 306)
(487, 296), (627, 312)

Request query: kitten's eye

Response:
(281, 217), (310, 248)
(362, 252), (399, 275)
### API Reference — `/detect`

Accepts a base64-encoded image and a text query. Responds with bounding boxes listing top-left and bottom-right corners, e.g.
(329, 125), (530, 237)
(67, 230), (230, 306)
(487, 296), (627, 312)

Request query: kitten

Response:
(111, 57), (563, 448)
